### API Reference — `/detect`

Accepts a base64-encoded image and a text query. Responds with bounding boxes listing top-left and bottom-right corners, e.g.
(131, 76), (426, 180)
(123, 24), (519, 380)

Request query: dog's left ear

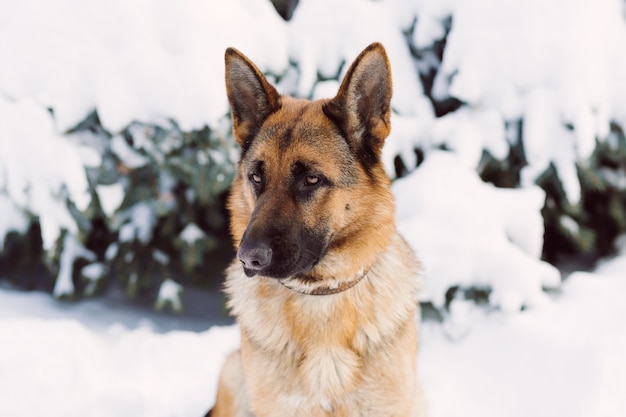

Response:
(323, 43), (392, 164)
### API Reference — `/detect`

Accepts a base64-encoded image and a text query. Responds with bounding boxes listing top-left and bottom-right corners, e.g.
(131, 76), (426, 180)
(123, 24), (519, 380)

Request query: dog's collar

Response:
(278, 269), (368, 296)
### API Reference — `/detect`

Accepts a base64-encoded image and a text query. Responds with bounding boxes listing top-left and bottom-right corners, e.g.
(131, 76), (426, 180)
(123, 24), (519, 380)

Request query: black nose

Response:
(237, 242), (272, 276)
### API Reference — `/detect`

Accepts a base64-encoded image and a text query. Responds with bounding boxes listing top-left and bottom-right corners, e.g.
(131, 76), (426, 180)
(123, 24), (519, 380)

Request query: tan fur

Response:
(210, 43), (425, 417)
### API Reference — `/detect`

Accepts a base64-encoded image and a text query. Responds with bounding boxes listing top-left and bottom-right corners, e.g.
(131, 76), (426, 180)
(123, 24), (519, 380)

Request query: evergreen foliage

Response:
(85, 116), (236, 300)
(474, 120), (626, 265)
(402, 20), (626, 270)
(2, 2), (625, 312)
(1, 112), (236, 309)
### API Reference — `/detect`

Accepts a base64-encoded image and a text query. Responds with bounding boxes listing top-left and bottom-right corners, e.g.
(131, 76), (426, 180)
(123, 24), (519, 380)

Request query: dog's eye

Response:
(304, 175), (320, 186)
(250, 173), (262, 184)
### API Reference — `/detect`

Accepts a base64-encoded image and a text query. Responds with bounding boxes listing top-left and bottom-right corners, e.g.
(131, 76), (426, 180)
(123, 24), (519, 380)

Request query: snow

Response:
(428, 107), (508, 167)
(394, 151), (560, 312)
(53, 233), (96, 298)
(0, 251), (625, 416)
(1, 0), (625, 301)
(427, 0), (626, 203)
(288, 0), (424, 114)
(421, 272), (626, 417)
(96, 183), (126, 218)
(118, 202), (156, 244)
(180, 223), (206, 244)
(521, 88), (582, 203)
(0, 97), (90, 249)
(110, 134), (150, 169)
(0, 194), (28, 250)
(0, 312), (239, 417)
(0, 0), (288, 133)
(81, 262), (106, 296)
(155, 279), (184, 313)
(1, 0), (626, 414)
(595, 235), (626, 276)
(152, 249), (170, 266)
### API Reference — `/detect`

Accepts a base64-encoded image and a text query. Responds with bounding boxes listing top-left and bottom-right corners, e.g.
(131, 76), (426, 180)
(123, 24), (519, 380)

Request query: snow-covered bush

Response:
(76, 117), (236, 298)
(394, 152), (561, 313)
(280, 0), (626, 312)
(0, 0), (288, 308)
(397, 0), (626, 271)
(0, 101), (239, 303)
(1, 0), (625, 313)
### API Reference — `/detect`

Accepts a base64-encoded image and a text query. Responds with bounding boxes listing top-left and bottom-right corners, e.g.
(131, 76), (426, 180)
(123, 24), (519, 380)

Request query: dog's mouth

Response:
(241, 255), (320, 279)
(242, 266), (258, 278)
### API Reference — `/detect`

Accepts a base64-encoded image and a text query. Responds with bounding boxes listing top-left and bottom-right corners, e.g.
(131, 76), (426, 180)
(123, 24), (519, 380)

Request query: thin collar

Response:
(278, 269), (368, 295)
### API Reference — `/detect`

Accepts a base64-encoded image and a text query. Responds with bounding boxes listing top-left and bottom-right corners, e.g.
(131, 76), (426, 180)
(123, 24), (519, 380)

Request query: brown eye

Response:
(305, 175), (320, 186)
(250, 173), (262, 184)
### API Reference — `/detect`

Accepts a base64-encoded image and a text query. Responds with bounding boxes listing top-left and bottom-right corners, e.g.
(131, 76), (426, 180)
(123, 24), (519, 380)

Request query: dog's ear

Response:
(323, 43), (392, 167)
(225, 48), (281, 152)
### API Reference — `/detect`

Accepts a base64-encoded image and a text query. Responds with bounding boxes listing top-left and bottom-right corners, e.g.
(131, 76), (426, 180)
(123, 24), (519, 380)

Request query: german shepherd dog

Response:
(209, 43), (424, 417)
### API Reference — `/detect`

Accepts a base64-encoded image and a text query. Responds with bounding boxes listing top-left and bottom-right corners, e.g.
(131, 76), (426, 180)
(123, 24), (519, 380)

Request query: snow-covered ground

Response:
(1, 246), (625, 417)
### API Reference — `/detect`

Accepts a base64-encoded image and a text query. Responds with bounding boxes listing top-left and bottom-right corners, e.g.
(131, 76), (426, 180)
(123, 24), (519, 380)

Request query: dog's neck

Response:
(278, 268), (368, 295)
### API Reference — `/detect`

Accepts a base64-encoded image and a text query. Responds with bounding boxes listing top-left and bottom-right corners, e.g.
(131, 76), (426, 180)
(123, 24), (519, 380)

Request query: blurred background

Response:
(1, 0), (625, 416)
(1, 0), (624, 313)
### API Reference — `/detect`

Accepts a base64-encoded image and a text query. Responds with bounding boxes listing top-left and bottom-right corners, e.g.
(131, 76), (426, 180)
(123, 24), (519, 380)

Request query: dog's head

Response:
(225, 43), (396, 284)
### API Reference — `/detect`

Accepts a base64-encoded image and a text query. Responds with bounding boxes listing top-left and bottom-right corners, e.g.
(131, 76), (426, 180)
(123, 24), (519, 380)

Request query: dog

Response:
(209, 42), (424, 417)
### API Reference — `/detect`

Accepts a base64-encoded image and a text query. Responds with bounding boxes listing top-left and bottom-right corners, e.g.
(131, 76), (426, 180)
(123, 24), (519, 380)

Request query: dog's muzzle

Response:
(237, 241), (272, 277)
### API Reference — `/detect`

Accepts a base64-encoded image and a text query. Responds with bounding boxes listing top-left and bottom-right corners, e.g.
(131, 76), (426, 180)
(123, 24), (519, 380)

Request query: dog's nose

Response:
(237, 242), (272, 276)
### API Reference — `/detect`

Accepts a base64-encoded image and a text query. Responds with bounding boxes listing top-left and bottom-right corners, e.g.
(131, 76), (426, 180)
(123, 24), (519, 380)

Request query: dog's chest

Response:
(295, 337), (362, 399)
(230, 264), (420, 415)
(297, 298), (361, 386)
(251, 290), (364, 396)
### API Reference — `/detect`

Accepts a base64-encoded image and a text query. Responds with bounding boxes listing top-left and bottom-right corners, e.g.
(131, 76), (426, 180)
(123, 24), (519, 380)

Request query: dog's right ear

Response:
(225, 48), (281, 153)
